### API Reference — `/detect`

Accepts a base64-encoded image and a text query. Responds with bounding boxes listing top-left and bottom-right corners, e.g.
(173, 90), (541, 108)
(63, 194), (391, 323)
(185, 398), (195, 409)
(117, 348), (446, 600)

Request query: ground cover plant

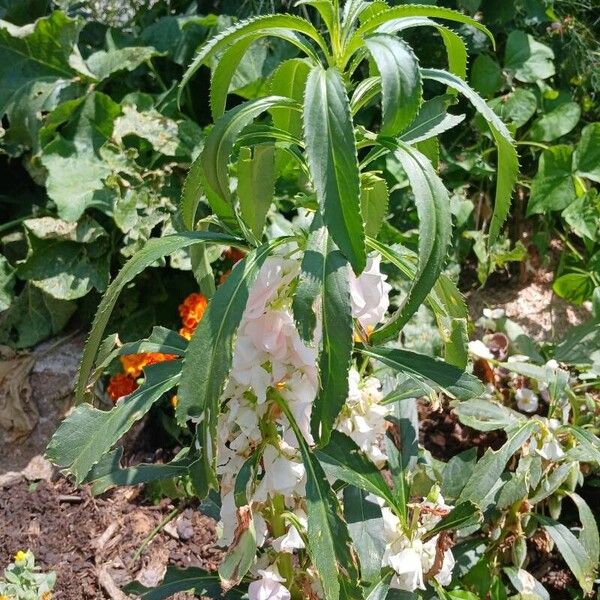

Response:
(32, 1), (600, 599)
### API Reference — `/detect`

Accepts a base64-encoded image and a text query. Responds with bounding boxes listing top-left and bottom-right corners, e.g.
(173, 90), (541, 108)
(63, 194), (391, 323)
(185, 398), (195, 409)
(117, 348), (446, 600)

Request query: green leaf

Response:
(218, 513), (256, 588)
(575, 122), (600, 183)
(528, 102), (581, 142)
(179, 14), (328, 101)
(47, 360), (181, 484)
(488, 88), (537, 128)
(370, 143), (451, 343)
(470, 53), (503, 98)
(75, 231), (240, 403)
(385, 398), (418, 519)
(311, 237), (353, 444)
(503, 567), (549, 600)
(564, 426), (600, 465)
(561, 190), (600, 240)
(454, 399), (525, 432)
(316, 430), (400, 512)
(400, 95), (465, 144)
(0, 282), (75, 348)
(86, 46), (159, 81)
(201, 95), (298, 207)
(82, 447), (194, 495)
(441, 448), (478, 501)
(17, 216), (109, 300)
(424, 501), (482, 539)
(364, 34), (421, 136)
(0, 255), (16, 312)
(360, 173), (389, 238)
(360, 346), (485, 400)
(0, 11), (81, 114)
(554, 272), (597, 305)
(527, 145), (575, 215)
(304, 65), (366, 274)
(504, 30), (555, 83)
(537, 515), (596, 594)
(343, 486), (385, 586)
(293, 212), (326, 342)
(123, 566), (242, 600)
(274, 394), (362, 600)
(459, 421), (537, 508)
(421, 69), (518, 245)
(567, 492), (600, 578)
(237, 145), (275, 239)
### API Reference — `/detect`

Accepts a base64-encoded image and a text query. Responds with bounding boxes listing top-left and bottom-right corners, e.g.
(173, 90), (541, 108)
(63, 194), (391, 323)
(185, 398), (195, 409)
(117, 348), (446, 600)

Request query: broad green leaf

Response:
(0, 282), (75, 348)
(537, 515), (596, 594)
(179, 14), (328, 100)
(17, 216), (109, 300)
(424, 501), (482, 539)
(237, 144), (275, 238)
(554, 272), (597, 305)
(86, 46), (159, 81)
(459, 421), (537, 507)
(364, 34), (421, 136)
(293, 213), (326, 341)
(343, 486), (386, 586)
(370, 143), (451, 342)
(304, 65), (366, 273)
(488, 88), (537, 128)
(385, 398), (418, 519)
(561, 190), (600, 240)
(311, 238), (353, 444)
(564, 425), (600, 465)
(201, 95), (298, 206)
(218, 514), (256, 588)
(441, 448), (478, 501)
(422, 69), (518, 244)
(554, 313), (600, 366)
(528, 102), (581, 142)
(274, 394), (361, 600)
(575, 122), (600, 183)
(316, 430), (400, 512)
(454, 399), (525, 432)
(47, 360), (181, 483)
(399, 95), (465, 144)
(269, 58), (311, 139)
(0, 11), (81, 114)
(82, 447), (194, 495)
(503, 568), (549, 600)
(360, 346), (485, 400)
(75, 232), (240, 403)
(528, 463), (574, 504)
(360, 173), (388, 238)
(123, 567), (243, 600)
(470, 53), (503, 98)
(504, 30), (555, 83)
(527, 145), (575, 215)
(0, 0), (47, 25)
(567, 492), (600, 578)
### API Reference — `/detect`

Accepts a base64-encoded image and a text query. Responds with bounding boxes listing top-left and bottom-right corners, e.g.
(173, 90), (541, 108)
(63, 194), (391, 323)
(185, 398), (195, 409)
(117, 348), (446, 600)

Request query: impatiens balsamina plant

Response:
(46, 1), (599, 598)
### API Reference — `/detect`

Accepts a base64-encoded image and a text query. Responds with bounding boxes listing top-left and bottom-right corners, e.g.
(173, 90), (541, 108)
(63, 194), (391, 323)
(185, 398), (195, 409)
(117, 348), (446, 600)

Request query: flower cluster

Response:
(211, 251), (457, 598)
(178, 292), (208, 340)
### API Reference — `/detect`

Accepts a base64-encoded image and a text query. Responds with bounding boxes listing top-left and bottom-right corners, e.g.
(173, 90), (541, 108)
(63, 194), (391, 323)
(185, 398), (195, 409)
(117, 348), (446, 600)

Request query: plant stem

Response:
(132, 505), (183, 563)
(270, 495), (294, 586)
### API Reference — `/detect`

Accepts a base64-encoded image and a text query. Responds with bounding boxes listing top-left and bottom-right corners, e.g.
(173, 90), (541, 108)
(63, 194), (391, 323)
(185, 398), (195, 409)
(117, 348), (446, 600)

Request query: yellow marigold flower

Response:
(120, 352), (177, 378)
(14, 549), (27, 562)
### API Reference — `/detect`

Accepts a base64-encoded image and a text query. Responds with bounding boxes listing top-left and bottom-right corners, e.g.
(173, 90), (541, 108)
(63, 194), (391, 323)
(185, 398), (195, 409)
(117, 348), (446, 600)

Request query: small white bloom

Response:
(545, 359), (560, 370)
(507, 354), (531, 363)
(248, 567), (291, 600)
(483, 307), (505, 320)
(349, 254), (391, 327)
(515, 387), (539, 413)
(272, 524), (305, 553)
(468, 340), (494, 360)
(254, 445), (305, 501)
(386, 543), (425, 592)
(435, 549), (455, 585)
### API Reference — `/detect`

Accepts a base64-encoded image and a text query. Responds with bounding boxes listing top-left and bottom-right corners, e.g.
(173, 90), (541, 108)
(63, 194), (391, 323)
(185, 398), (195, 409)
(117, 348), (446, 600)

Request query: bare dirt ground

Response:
(0, 264), (592, 598)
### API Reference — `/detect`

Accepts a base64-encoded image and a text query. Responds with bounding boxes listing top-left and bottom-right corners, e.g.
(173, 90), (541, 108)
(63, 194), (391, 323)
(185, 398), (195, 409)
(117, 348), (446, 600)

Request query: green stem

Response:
(132, 505), (183, 562)
(146, 59), (168, 92)
(270, 495), (294, 587)
(516, 140), (550, 151)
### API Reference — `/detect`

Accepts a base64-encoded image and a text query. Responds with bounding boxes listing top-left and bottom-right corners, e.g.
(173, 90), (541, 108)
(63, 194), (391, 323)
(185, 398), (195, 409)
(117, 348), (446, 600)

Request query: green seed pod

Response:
(548, 494), (562, 520)
(512, 536), (528, 569)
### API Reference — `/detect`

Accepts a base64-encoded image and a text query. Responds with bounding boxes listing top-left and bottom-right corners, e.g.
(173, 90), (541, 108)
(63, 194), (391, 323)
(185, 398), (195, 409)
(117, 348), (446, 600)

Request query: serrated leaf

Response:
(304, 65), (366, 274)
(370, 143), (451, 343)
(47, 360), (181, 483)
(75, 231), (240, 403)
(311, 238), (353, 445)
(364, 34), (421, 136)
(528, 102), (580, 142)
(400, 94), (465, 144)
(537, 515), (596, 594)
(422, 68), (518, 244)
(360, 346), (485, 400)
(316, 430), (400, 512)
(237, 144), (275, 239)
(575, 122), (600, 183)
(527, 145), (575, 215)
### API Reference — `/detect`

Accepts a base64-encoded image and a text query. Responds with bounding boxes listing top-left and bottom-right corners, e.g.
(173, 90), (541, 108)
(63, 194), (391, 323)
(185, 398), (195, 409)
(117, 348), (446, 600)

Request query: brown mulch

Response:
(0, 476), (221, 599)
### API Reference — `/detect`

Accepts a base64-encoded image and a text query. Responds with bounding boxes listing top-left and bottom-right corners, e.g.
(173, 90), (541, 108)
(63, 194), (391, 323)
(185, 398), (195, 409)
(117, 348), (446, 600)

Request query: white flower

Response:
(545, 359), (560, 370)
(248, 567), (291, 600)
(507, 354), (531, 363)
(468, 340), (494, 360)
(515, 387), (539, 413)
(349, 254), (391, 327)
(530, 418), (564, 461)
(436, 549), (455, 585)
(254, 445), (305, 502)
(272, 524), (305, 553)
(386, 542), (425, 592)
(483, 308), (505, 320)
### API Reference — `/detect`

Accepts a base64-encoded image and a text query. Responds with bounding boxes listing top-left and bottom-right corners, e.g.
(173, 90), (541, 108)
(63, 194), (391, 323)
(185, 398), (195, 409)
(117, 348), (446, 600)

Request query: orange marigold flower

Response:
(179, 326), (194, 340)
(107, 373), (138, 402)
(120, 352), (177, 378)
(178, 292), (208, 334)
(224, 247), (246, 264)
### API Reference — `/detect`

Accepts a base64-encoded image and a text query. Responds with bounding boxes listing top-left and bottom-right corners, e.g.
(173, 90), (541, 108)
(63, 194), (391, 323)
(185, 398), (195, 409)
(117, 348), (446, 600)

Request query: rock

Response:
(0, 470), (23, 487)
(22, 454), (54, 482)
